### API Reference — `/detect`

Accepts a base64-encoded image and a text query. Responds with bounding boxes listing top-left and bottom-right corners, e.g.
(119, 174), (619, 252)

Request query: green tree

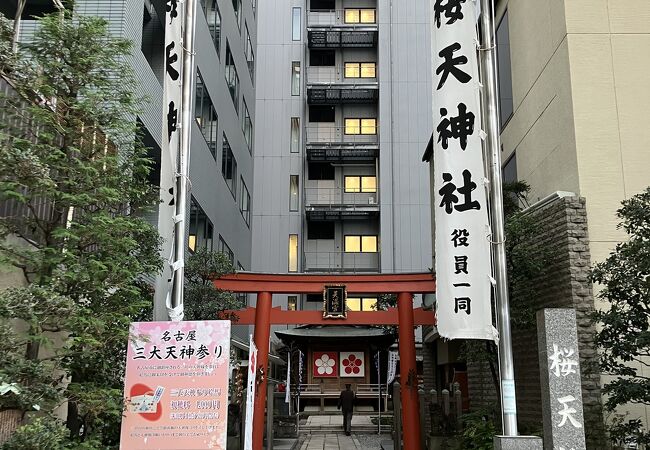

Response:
(592, 187), (650, 446)
(183, 247), (243, 321)
(459, 181), (553, 417)
(0, 12), (161, 447)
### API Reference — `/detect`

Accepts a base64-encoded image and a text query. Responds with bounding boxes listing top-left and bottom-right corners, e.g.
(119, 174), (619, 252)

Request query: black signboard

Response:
(323, 285), (346, 319)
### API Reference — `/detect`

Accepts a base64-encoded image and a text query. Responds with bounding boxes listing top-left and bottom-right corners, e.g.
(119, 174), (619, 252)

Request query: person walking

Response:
(338, 383), (355, 436)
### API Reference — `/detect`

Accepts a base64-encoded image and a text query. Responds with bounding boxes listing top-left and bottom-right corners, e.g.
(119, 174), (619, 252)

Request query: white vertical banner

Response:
(386, 351), (398, 385)
(153, 0), (184, 320)
(243, 336), (258, 450)
(431, 0), (497, 341)
(285, 352), (291, 404)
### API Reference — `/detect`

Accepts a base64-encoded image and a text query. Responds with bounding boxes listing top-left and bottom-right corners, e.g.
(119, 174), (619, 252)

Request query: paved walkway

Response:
(304, 415), (375, 429)
(298, 433), (362, 450)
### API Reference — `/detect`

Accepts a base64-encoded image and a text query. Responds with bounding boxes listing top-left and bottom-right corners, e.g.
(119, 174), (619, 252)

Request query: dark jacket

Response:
(338, 389), (355, 411)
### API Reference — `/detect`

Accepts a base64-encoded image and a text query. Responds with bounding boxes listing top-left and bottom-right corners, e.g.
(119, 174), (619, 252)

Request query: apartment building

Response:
(252, 1), (432, 322)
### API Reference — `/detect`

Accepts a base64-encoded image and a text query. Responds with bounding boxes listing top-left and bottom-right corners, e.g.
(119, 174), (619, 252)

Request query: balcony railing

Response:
(308, 30), (378, 49)
(306, 66), (377, 85)
(308, 87), (378, 104)
(307, 147), (379, 163)
(305, 125), (379, 146)
(303, 251), (380, 273)
(307, 9), (378, 28)
(305, 187), (378, 208)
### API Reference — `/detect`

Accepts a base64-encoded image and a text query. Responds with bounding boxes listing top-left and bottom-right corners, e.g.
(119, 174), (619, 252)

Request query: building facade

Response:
(67, 0), (258, 329)
(252, 0), (432, 324)
(495, 0), (650, 440)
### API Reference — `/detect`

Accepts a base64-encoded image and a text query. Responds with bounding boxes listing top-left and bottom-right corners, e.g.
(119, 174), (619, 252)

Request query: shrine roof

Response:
(275, 325), (396, 347)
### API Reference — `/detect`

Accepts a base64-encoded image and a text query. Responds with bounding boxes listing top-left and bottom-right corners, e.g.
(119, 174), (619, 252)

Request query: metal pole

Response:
(479, 0), (518, 436)
(170, 0), (198, 320)
(377, 351), (381, 434)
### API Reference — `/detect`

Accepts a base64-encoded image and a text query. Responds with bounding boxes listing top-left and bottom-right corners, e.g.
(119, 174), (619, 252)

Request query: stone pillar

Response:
(538, 308), (587, 450)
(494, 436), (543, 449)
(418, 388), (426, 447)
(266, 381), (274, 450)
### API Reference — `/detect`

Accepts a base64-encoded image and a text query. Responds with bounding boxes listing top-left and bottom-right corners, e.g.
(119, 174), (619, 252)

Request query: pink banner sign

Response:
(120, 320), (231, 450)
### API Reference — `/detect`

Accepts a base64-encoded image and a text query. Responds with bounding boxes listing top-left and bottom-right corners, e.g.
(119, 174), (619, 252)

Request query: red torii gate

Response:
(214, 272), (436, 450)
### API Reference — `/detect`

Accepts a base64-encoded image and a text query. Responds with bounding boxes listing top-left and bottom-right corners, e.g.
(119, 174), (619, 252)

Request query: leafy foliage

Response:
(458, 409), (497, 450)
(184, 247), (242, 321)
(0, 12), (161, 446)
(592, 187), (650, 446)
(1, 416), (69, 450)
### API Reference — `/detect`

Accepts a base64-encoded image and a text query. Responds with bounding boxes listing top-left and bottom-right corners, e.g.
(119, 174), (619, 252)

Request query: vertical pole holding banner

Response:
(397, 292), (421, 450)
(377, 351), (381, 434)
(253, 292), (272, 450)
(169, 0), (198, 320)
(479, 0), (518, 436)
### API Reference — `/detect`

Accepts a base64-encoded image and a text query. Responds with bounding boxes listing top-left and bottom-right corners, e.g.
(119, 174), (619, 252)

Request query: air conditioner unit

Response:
(368, 197), (375, 205)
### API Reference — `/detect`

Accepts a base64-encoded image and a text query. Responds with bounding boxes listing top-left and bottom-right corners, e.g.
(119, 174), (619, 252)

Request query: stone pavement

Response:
(298, 433), (362, 450)
(302, 414), (376, 432)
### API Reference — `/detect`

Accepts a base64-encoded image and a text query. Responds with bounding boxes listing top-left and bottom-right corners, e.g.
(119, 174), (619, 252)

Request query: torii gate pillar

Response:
(252, 291), (272, 450)
(398, 292), (422, 450)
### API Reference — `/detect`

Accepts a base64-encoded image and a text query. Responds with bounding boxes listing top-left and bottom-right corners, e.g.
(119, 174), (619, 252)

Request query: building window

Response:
(221, 133), (237, 197)
(344, 176), (376, 193)
(310, 49), (335, 66)
(344, 9), (376, 24)
(502, 151), (518, 183)
(292, 7), (301, 41)
(290, 117), (300, 153)
(188, 198), (214, 252)
(308, 162), (335, 180)
(242, 99), (253, 152)
(291, 61), (301, 96)
(307, 221), (335, 240)
(244, 23), (255, 81)
(141, 3), (165, 82)
(347, 297), (377, 312)
(232, 0), (241, 29)
(240, 177), (251, 225)
(344, 235), (377, 253)
(344, 118), (376, 135)
(288, 296), (298, 311)
(288, 234), (298, 272)
(202, 0), (221, 57)
(225, 42), (240, 112)
(344, 62), (376, 78)
(218, 235), (234, 263)
(311, 0), (334, 9)
(195, 71), (219, 159)
(497, 10), (513, 128)
(289, 175), (299, 211)
(309, 105), (335, 122)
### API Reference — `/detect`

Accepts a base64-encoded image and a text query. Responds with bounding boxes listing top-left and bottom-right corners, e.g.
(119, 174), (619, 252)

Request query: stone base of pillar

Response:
(493, 436), (543, 449)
